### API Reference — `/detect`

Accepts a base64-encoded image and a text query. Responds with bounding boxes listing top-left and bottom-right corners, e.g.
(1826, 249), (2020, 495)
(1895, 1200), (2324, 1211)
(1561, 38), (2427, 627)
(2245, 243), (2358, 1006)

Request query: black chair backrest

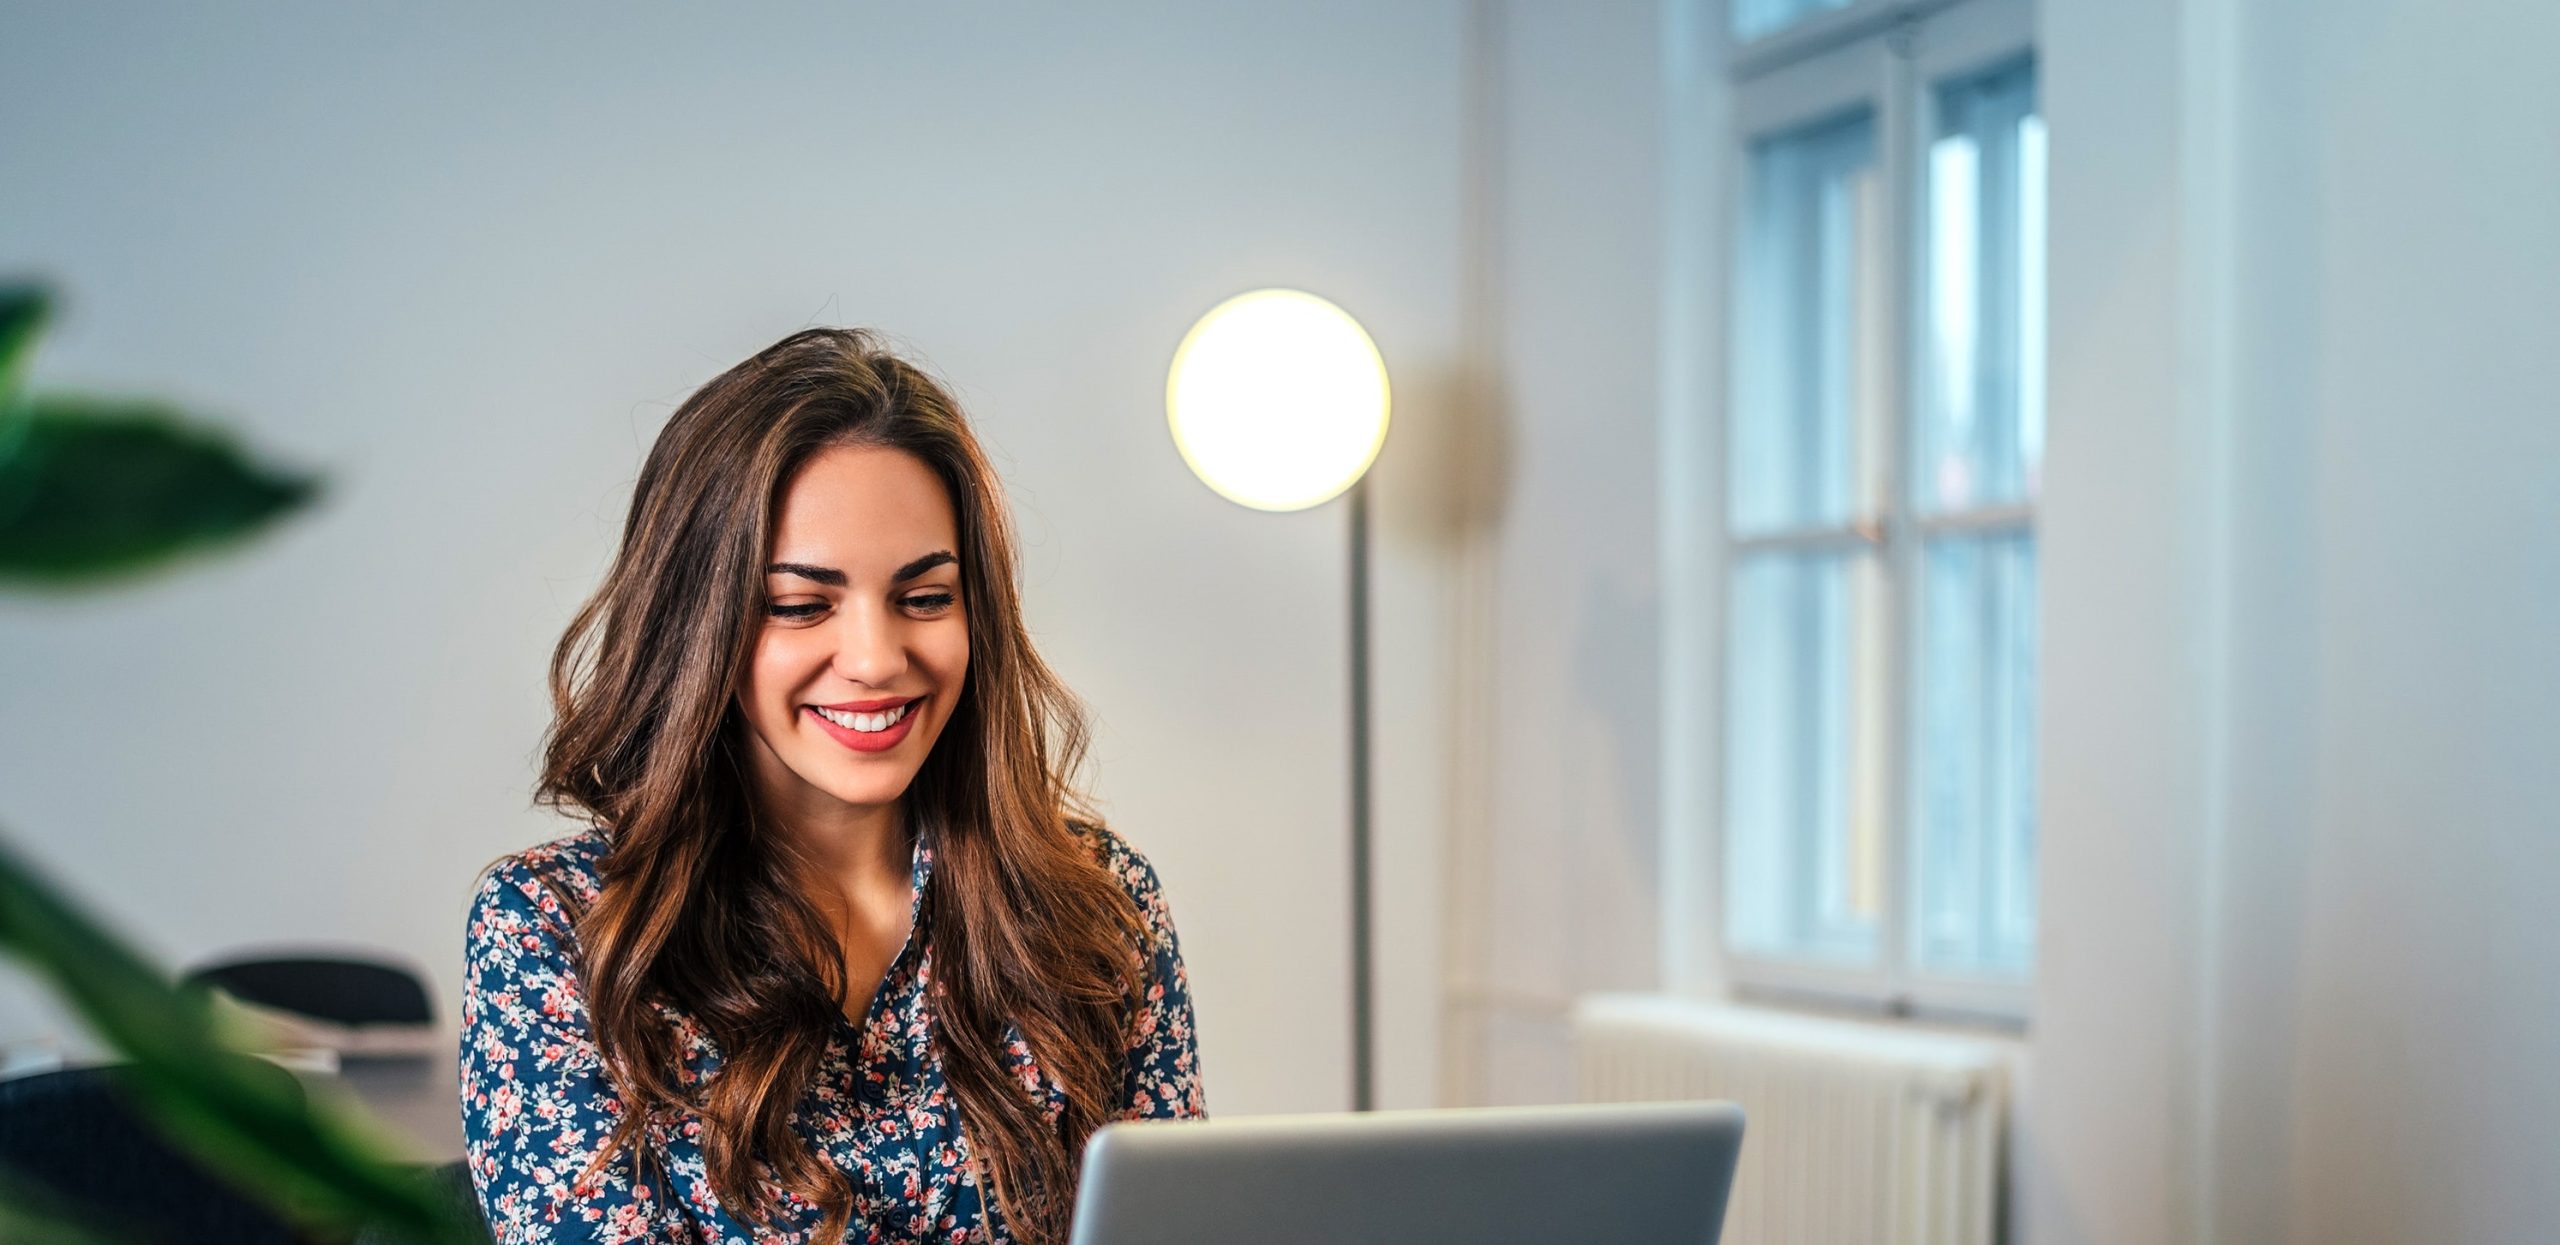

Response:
(0, 1064), (301, 1244)
(188, 955), (434, 1028)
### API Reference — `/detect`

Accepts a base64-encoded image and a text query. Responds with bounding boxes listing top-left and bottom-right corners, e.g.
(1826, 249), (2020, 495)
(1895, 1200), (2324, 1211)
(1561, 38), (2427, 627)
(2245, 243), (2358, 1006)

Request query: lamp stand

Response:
(1348, 475), (1375, 1113)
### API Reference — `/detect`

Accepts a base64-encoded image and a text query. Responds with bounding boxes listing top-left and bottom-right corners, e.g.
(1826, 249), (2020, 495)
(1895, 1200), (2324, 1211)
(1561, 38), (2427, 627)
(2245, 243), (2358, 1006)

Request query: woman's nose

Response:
(828, 602), (909, 687)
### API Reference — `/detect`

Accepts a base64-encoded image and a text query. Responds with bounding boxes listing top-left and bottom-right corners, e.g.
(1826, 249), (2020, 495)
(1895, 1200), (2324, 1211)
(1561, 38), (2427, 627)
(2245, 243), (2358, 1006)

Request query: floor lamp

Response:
(1165, 288), (1390, 1112)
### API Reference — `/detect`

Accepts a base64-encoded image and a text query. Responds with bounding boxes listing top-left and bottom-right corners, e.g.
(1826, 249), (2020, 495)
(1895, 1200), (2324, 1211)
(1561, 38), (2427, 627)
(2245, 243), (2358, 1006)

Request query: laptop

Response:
(1067, 1100), (1745, 1245)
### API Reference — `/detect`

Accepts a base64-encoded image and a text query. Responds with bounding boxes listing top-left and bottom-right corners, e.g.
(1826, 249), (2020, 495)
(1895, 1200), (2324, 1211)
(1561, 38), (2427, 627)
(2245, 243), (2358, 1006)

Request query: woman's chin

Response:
(821, 783), (910, 813)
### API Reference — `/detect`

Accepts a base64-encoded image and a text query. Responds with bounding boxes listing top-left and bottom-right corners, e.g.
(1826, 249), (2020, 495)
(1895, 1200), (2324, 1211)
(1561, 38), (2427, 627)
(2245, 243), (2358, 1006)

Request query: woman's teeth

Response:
(813, 702), (911, 733)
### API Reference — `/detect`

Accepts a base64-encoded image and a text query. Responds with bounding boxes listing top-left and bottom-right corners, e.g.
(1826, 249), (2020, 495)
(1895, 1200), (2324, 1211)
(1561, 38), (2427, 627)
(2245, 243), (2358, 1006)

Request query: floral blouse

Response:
(458, 823), (1205, 1243)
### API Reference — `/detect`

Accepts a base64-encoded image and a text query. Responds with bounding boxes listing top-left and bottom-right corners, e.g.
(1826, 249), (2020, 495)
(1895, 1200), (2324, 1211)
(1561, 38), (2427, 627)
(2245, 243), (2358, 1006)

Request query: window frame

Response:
(1708, 0), (2040, 1025)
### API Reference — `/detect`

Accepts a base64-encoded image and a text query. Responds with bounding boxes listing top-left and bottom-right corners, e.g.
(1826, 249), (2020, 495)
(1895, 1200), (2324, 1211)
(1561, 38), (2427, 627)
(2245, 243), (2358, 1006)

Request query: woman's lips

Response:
(804, 698), (921, 754)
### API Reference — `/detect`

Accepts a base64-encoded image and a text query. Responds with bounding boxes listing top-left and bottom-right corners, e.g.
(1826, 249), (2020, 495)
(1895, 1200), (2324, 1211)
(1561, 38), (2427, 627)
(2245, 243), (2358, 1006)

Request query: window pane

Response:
(1918, 58), (2043, 513)
(1732, 108), (1883, 535)
(1726, 550), (1886, 965)
(1732, 0), (1855, 42)
(1912, 531), (2038, 976)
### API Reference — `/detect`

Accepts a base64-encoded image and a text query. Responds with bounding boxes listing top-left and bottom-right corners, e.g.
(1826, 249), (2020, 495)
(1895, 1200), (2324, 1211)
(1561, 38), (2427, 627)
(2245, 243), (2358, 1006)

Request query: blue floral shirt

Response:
(458, 824), (1205, 1243)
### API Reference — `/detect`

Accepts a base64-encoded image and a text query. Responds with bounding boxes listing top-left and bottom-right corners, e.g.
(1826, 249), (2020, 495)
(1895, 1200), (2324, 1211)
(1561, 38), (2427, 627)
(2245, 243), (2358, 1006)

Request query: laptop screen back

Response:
(1068, 1100), (1745, 1245)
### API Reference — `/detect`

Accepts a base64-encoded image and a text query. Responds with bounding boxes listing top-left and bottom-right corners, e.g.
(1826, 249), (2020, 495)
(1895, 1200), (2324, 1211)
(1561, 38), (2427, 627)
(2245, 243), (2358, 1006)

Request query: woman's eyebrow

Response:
(765, 550), (955, 587)
(766, 562), (846, 586)
(891, 550), (958, 583)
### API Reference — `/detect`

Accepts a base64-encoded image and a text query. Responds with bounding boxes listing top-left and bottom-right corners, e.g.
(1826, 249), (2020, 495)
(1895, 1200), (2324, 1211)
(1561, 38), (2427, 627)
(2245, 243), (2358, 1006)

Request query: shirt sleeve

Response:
(459, 859), (696, 1244)
(1102, 843), (1207, 1121)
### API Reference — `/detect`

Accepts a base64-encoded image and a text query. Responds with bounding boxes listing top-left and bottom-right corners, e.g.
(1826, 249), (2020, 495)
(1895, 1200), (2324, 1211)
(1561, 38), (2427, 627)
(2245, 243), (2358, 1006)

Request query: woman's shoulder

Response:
(1069, 819), (1178, 932)
(469, 825), (612, 935)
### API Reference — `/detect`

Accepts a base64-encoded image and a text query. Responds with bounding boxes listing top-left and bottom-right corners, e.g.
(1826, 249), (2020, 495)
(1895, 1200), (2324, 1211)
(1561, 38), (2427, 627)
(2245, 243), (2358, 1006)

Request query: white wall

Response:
(1437, 0), (1671, 1108)
(2030, 2), (2560, 1243)
(2024, 0), (2219, 1236)
(0, 1), (1469, 1121)
(2207, 7), (2560, 1240)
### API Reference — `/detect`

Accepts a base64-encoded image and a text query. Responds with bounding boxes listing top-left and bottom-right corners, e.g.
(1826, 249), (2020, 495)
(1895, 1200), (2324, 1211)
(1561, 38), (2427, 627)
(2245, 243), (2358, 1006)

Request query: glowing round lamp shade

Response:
(1166, 289), (1390, 512)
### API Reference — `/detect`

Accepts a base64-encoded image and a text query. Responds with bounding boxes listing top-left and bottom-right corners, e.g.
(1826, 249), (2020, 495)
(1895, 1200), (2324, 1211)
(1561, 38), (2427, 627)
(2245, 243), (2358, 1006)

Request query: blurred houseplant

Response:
(0, 284), (482, 1243)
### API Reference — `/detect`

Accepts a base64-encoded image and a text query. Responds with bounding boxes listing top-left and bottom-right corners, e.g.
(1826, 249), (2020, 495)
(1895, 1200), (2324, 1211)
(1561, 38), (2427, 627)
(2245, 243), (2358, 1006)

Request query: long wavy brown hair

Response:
(534, 328), (1149, 1243)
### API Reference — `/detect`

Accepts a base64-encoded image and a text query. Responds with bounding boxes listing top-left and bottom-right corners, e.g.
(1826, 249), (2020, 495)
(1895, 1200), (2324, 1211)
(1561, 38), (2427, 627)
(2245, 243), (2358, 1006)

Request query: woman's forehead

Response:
(768, 445), (959, 564)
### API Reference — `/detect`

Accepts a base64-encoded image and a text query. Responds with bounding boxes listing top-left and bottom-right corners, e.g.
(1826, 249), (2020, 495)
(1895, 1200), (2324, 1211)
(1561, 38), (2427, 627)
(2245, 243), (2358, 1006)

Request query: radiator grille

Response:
(1571, 995), (2012, 1245)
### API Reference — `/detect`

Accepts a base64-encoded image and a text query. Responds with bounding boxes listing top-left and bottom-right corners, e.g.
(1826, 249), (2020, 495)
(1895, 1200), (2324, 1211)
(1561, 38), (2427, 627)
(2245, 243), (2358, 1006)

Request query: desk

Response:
(319, 1044), (466, 1164)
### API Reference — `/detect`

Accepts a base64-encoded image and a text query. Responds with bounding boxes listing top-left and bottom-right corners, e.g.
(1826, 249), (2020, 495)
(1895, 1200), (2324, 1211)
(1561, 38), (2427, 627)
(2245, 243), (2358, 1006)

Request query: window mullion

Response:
(1910, 504), (2034, 537)
(1875, 22), (1923, 1004)
(1732, 523), (1883, 556)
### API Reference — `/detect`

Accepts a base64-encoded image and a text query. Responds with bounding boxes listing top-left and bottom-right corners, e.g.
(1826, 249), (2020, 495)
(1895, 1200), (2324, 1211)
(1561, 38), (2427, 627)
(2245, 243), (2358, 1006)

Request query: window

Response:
(1717, 0), (2040, 1017)
(1731, 0), (1856, 42)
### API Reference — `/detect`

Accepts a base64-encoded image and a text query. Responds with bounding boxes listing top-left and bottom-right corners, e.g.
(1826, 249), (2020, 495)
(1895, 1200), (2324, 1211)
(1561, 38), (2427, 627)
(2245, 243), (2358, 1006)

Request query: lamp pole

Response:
(1347, 475), (1374, 1113)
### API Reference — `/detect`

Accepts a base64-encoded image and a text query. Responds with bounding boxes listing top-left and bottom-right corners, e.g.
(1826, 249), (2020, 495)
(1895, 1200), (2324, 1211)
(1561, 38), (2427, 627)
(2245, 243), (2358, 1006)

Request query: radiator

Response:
(1570, 994), (2013, 1245)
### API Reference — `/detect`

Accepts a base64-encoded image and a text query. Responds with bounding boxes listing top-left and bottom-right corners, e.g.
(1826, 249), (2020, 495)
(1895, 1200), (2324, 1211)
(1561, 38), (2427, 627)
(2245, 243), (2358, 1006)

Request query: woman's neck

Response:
(736, 730), (915, 920)
(780, 799), (913, 922)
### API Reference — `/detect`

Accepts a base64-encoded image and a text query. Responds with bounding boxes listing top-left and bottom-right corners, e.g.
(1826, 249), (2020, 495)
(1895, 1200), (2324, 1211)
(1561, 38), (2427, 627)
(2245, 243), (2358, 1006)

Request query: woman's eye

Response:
(765, 601), (827, 619)
(905, 592), (958, 614)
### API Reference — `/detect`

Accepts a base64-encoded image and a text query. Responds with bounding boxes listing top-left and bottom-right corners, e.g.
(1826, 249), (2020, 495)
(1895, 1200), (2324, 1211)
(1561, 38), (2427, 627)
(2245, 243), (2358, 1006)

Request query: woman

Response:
(459, 329), (1205, 1245)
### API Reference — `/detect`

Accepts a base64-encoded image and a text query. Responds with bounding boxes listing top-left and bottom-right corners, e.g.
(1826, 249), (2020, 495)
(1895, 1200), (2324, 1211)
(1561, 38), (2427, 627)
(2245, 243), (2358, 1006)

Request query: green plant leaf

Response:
(0, 834), (481, 1243)
(0, 284), (43, 410)
(0, 395), (319, 587)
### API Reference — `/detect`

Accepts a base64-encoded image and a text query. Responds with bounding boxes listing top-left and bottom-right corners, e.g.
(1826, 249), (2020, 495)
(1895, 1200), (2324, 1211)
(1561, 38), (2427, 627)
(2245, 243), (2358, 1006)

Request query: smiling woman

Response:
(459, 329), (1204, 1245)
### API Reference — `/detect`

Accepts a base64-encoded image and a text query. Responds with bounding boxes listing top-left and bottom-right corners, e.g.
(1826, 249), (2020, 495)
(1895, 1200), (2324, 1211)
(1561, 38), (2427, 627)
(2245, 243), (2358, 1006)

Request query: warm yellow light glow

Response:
(1166, 288), (1391, 512)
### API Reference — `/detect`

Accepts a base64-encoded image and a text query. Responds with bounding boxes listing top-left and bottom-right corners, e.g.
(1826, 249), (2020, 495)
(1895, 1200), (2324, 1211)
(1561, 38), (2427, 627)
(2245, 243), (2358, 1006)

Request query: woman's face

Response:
(736, 444), (970, 829)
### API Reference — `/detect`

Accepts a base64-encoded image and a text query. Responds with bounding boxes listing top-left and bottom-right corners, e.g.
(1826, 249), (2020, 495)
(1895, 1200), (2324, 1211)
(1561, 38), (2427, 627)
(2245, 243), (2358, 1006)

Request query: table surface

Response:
(323, 1043), (466, 1164)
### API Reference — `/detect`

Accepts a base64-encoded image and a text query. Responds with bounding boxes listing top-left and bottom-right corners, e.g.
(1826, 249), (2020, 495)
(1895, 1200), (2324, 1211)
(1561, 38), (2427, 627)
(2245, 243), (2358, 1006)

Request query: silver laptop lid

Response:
(1068, 1100), (1744, 1245)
